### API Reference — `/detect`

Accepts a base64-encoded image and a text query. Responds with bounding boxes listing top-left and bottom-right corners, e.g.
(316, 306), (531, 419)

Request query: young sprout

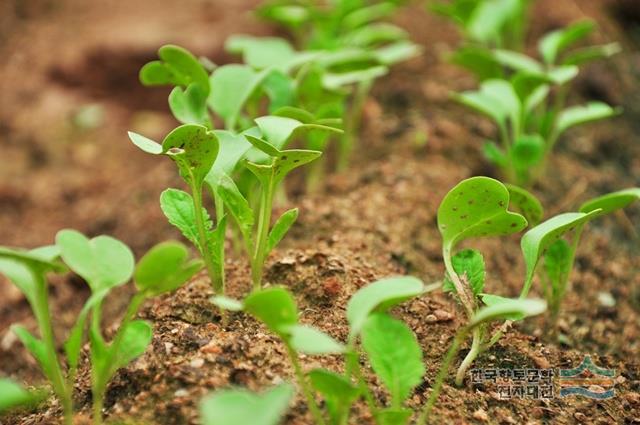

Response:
(417, 298), (546, 424)
(437, 176), (552, 385)
(200, 383), (295, 425)
(430, 0), (531, 50)
(55, 230), (201, 424)
(521, 188), (640, 327)
(128, 125), (228, 294)
(451, 21), (621, 185)
(214, 287), (344, 425)
(214, 276), (438, 425)
(0, 232), (200, 425)
(214, 116), (340, 289)
(0, 245), (73, 424)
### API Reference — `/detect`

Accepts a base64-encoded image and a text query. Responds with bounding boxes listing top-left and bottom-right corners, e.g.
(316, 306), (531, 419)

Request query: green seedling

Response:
(128, 124), (229, 295)
(521, 188), (640, 326)
(0, 232), (200, 425)
(430, 0), (531, 50)
(214, 276), (438, 425)
(437, 176), (552, 386)
(213, 116), (341, 288)
(416, 299), (546, 424)
(200, 383), (295, 425)
(214, 287), (344, 425)
(452, 21), (621, 185)
(255, 0), (420, 169)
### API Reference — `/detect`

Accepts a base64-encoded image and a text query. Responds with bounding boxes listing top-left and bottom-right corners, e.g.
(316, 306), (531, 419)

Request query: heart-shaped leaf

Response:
(161, 124), (219, 186)
(438, 176), (527, 253)
(56, 230), (134, 292)
(139, 45), (210, 95)
(168, 84), (210, 126)
(347, 276), (426, 338)
(200, 383), (294, 425)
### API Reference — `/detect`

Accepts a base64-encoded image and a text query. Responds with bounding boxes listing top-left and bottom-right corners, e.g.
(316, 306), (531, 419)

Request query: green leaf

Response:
(226, 35), (297, 70)
(212, 173), (254, 249)
(208, 130), (254, 177)
(563, 42), (621, 66)
(267, 209), (298, 255)
(112, 320), (152, 370)
(56, 229), (134, 292)
(579, 188), (640, 218)
(140, 45), (210, 96)
(0, 379), (44, 413)
(346, 276), (426, 337)
(467, 0), (523, 44)
(168, 84), (210, 126)
(343, 2), (396, 29)
(520, 210), (601, 297)
(243, 287), (298, 335)
(555, 102), (620, 137)
(322, 66), (388, 90)
(505, 184), (544, 226)
(285, 324), (344, 355)
(254, 116), (343, 152)
(539, 20), (595, 64)
(443, 249), (485, 296)
(453, 79), (520, 134)
(200, 383), (294, 425)
(161, 124), (219, 186)
(361, 314), (424, 406)
(437, 176), (527, 252)
(12, 325), (53, 382)
(160, 189), (211, 252)
(547, 65), (579, 85)
(375, 408), (413, 425)
(471, 298), (546, 326)
(544, 239), (571, 290)
(128, 131), (163, 155)
(309, 369), (360, 422)
(134, 241), (203, 295)
(450, 46), (503, 81)
(208, 65), (270, 130)
(262, 70), (296, 112)
(0, 257), (39, 305)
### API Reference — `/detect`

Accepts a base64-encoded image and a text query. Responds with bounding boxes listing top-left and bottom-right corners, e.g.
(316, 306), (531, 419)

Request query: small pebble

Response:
(597, 291), (616, 308)
(574, 412), (587, 422)
(472, 409), (488, 422)
(190, 357), (205, 368)
(174, 389), (189, 398)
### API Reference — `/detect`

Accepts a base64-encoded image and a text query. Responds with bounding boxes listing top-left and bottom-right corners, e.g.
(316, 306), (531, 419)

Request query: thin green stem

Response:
(251, 176), (275, 290)
(416, 332), (465, 425)
(191, 181), (223, 294)
(33, 274), (73, 425)
(337, 80), (371, 171)
(285, 343), (326, 425)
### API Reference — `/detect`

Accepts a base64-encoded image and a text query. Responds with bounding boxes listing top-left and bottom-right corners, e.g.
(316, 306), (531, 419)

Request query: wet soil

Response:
(1, 0), (639, 424)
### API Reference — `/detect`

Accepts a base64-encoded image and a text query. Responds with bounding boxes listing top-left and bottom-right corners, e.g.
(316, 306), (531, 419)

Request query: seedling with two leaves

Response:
(521, 188), (640, 328)
(0, 231), (201, 425)
(452, 21), (621, 185)
(436, 176), (550, 386)
(430, 0), (531, 50)
(211, 276), (439, 425)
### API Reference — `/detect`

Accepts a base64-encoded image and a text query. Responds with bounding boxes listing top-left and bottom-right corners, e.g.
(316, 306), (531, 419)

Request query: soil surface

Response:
(1, 0), (639, 424)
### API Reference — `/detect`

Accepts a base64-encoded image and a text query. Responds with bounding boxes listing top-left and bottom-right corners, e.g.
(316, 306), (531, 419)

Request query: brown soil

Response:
(1, 0), (639, 424)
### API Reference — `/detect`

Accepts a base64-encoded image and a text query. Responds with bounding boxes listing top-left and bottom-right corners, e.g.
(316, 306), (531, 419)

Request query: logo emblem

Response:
(558, 356), (615, 399)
